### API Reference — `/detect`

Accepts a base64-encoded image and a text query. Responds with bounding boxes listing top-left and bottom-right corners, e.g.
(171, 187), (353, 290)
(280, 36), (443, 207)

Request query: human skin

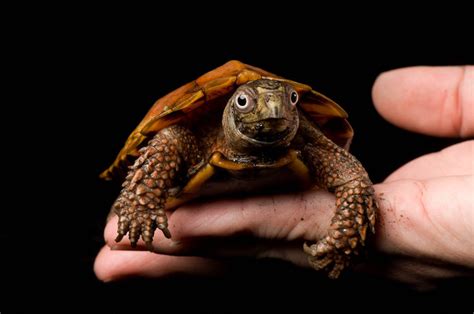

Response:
(95, 66), (473, 288)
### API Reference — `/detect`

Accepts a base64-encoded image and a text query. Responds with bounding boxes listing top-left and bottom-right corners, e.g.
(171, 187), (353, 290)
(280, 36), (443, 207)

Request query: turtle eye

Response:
(290, 90), (299, 106)
(234, 93), (254, 113)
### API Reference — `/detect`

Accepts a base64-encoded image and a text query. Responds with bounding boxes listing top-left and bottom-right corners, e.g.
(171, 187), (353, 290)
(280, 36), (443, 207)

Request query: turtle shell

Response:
(101, 60), (353, 180)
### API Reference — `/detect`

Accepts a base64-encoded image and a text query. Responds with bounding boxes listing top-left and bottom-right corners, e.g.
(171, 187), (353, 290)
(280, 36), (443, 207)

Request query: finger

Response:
(372, 66), (474, 137)
(104, 190), (335, 255)
(373, 175), (474, 267)
(94, 245), (225, 282)
(170, 190), (334, 241)
(105, 215), (310, 268)
(385, 140), (473, 182)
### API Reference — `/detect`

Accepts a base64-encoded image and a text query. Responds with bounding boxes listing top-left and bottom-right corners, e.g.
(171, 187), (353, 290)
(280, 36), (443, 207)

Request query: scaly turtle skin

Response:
(101, 60), (377, 279)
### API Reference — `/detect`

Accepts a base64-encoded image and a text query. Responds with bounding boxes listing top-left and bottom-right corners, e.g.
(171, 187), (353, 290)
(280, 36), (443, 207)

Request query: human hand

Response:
(95, 66), (473, 288)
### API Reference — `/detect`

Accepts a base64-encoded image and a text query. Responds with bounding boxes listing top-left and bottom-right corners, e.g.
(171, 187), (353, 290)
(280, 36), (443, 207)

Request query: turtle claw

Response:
(155, 209), (171, 239)
(159, 225), (171, 239)
(304, 238), (350, 279)
(304, 240), (330, 256)
(115, 234), (124, 243)
(113, 208), (172, 251)
(145, 241), (155, 252)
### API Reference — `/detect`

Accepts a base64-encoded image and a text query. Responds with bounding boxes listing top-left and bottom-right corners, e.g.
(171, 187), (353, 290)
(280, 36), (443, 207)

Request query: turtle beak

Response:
(258, 118), (289, 132)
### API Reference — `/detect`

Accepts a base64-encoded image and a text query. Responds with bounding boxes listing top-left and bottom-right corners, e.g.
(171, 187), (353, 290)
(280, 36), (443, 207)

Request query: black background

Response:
(3, 10), (473, 313)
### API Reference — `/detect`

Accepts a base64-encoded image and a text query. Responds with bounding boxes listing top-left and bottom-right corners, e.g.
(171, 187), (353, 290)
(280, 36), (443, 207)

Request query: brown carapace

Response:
(101, 60), (377, 279)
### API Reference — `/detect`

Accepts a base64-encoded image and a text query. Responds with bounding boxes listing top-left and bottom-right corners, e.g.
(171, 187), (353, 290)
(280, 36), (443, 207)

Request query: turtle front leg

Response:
(112, 125), (202, 250)
(302, 135), (377, 279)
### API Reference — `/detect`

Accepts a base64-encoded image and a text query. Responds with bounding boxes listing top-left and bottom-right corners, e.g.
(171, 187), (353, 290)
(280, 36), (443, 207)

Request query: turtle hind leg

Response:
(113, 125), (202, 249)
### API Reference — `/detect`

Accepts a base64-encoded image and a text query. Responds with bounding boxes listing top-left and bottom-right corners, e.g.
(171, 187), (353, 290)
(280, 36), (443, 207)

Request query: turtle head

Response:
(223, 79), (300, 152)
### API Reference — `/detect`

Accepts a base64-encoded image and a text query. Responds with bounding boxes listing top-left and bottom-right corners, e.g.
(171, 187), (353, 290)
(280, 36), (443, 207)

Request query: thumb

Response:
(373, 176), (474, 267)
(372, 66), (474, 137)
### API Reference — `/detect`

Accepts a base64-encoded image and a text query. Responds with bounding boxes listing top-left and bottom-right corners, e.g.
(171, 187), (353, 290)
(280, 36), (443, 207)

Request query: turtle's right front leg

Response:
(112, 125), (202, 250)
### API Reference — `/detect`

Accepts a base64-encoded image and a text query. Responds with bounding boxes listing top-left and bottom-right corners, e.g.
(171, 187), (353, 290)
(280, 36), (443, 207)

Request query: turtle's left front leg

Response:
(302, 133), (377, 279)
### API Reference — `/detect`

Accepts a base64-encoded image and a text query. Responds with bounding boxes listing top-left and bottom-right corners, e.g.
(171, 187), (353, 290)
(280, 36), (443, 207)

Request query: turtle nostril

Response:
(263, 93), (282, 118)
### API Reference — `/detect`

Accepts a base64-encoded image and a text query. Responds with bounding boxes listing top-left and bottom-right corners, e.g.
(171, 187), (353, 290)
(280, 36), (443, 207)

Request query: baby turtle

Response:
(101, 60), (377, 278)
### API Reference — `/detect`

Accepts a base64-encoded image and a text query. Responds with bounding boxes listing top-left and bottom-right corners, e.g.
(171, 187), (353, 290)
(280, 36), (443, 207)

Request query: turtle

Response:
(101, 60), (377, 279)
